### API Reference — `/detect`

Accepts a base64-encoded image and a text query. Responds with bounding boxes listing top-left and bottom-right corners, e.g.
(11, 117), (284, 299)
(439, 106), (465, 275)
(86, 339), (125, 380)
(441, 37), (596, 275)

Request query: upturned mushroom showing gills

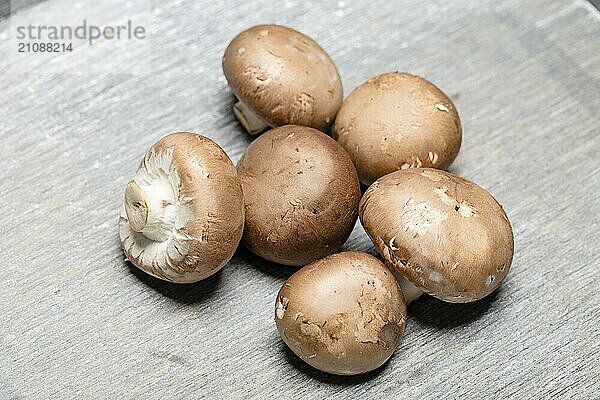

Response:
(119, 132), (245, 283)
(333, 72), (462, 186)
(222, 24), (343, 135)
(359, 168), (514, 303)
(275, 251), (407, 375)
(237, 125), (360, 266)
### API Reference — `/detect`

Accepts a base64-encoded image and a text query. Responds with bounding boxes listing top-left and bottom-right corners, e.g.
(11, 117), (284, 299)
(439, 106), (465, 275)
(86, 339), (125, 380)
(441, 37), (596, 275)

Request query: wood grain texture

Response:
(0, 0), (598, 398)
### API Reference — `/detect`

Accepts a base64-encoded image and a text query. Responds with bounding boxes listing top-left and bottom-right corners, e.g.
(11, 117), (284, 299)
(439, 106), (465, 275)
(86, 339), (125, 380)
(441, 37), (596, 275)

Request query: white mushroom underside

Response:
(233, 100), (269, 135)
(119, 146), (193, 280)
(385, 261), (423, 304)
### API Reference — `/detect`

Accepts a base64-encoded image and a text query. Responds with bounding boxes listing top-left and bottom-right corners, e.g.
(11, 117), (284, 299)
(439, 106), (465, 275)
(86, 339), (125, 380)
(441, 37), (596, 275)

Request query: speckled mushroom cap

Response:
(223, 24), (343, 131)
(119, 132), (245, 283)
(359, 168), (514, 303)
(237, 125), (360, 266)
(333, 72), (462, 186)
(275, 251), (407, 375)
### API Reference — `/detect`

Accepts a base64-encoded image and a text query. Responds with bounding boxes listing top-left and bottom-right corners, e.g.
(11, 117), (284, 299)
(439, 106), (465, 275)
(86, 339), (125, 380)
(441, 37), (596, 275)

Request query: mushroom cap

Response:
(359, 168), (513, 303)
(237, 125), (360, 266)
(275, 251), (406, 375)
(223, 24), (343, 131)
(333, 72), (462, 185)
(119, 132), (245, 283)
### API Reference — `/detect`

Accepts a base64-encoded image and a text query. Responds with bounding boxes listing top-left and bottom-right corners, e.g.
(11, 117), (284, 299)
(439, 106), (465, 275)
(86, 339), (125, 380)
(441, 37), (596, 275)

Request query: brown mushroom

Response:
(275, 251), (407, 375)
(237, 125), (360, 266)
(222, 24), (343, 134)
(119, 132), (245, 283)
(359, 168), (514, 303)
(333, 72), (462, 185)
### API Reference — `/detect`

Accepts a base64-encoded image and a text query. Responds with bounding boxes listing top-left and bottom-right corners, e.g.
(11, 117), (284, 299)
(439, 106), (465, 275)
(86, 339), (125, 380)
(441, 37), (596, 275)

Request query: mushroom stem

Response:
(385, 261), (423, 304)
(233, 99), (269, 135)
(124, 181), (149, 232)
(124, 180), (177, 242)
(397, 275), (424, 304)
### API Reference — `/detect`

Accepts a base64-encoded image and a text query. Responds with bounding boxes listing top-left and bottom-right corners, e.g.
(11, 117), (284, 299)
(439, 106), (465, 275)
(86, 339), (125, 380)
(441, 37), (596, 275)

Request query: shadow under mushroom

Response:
(125, 258), (222, 305)
(408, 288), (500, 329)
(231, 246), (298, 281)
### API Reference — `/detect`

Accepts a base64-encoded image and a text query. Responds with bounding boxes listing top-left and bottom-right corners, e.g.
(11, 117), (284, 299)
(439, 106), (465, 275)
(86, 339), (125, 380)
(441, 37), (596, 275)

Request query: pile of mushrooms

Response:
(119, 24), (514, 376)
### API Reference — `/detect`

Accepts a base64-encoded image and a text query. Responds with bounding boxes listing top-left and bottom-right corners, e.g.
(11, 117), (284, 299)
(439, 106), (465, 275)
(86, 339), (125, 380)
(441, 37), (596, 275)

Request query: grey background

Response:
(1, 0), (599, 398)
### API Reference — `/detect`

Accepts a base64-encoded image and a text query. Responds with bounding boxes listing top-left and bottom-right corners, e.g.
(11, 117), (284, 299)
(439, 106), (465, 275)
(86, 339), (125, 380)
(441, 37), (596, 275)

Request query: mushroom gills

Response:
(123, 152), (179, 243)
(124, 179), (178, 242)
(233, 100), (269, 135)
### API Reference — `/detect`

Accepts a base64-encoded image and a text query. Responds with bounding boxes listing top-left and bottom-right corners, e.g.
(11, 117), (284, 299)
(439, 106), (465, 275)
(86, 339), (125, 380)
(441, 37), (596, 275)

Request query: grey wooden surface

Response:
(1, 0), (599, 398)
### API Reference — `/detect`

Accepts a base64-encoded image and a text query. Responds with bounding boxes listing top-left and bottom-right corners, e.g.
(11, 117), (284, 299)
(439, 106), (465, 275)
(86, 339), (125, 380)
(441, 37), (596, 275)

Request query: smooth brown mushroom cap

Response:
(359, 168), (513, 302)
(237, 125), (360, 266)
(275, 251), (407, 375)
(223, 24), (343, 131)
(119, 132), (245, 283)
(333, 72), (462, 185)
